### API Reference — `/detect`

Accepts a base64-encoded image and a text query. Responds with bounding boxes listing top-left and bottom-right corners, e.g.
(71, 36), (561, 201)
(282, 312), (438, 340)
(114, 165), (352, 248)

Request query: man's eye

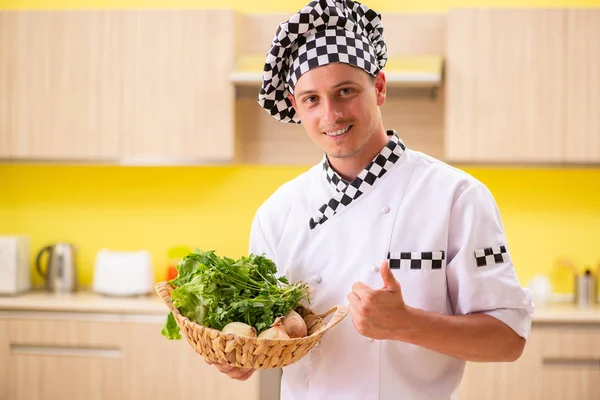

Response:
(304, 96), (317, 103)
(340, 88), (354, 95)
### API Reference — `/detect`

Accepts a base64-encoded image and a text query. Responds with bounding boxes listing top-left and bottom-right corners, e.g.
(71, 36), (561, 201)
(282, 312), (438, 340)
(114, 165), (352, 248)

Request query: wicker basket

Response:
(156, 281), (348, 369)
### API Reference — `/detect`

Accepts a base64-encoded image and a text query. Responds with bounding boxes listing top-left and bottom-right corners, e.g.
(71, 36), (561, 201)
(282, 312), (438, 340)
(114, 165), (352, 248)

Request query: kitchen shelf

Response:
(230, 54), (444, 88)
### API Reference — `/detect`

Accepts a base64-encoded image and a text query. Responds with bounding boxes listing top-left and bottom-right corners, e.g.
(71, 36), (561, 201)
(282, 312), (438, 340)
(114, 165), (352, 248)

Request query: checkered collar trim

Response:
(257, 0), (387, 124)
(310, 131), (405, 230)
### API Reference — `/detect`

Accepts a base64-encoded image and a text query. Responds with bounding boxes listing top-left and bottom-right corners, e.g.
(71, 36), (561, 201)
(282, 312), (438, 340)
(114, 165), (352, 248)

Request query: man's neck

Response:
(328, 129), (390, 182)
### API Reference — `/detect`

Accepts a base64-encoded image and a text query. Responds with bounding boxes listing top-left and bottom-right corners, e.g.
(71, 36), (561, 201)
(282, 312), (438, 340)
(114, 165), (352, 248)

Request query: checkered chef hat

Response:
(257, 0), (388, 124)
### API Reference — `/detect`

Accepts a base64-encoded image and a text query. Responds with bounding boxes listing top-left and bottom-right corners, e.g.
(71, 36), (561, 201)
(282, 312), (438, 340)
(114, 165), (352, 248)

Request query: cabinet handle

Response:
(542, 357), (600, 368)
(11, 344), (122, 359)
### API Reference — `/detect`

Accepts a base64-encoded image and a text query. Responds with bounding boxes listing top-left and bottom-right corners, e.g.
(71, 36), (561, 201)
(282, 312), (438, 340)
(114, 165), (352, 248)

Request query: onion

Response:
(283, 309), (307, 338)
(221, 322), (257, 338)
(258, 317), (290, 340)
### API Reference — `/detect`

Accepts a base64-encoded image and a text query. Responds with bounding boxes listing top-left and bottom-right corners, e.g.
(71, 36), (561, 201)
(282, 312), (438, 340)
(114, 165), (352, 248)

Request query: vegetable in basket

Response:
(161, 249), (311, 340)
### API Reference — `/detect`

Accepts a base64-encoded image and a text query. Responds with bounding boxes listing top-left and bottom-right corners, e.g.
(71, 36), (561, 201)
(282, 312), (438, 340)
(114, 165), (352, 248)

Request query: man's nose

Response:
(323, 99), (343, 125)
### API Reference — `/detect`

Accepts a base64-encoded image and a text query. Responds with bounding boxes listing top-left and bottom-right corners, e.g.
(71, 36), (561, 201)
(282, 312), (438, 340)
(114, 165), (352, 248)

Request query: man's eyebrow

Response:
(295, 80), (361, 97)
(332, 80), (361, 88)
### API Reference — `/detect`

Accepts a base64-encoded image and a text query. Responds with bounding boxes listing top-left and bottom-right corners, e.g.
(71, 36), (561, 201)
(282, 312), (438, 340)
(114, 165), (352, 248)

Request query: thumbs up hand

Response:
(347, 260), (411, 341)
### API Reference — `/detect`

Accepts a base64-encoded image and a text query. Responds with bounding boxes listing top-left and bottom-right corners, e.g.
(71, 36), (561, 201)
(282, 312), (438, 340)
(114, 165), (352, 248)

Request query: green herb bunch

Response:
(161, 249), (311, 340)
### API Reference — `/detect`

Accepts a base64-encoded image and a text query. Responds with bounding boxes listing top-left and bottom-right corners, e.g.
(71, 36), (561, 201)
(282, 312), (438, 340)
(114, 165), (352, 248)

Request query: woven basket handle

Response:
(155, 281), (178, 314)
(314, 304), (349, 336)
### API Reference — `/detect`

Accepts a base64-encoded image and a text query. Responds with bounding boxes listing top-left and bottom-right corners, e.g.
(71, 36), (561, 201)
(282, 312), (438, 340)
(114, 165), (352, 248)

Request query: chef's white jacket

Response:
(249, 135), (534, 400)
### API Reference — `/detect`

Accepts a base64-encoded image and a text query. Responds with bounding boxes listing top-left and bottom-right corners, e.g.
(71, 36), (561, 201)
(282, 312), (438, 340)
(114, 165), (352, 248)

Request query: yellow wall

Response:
(1, 164), (599, 293)
(2, 0), (600, 12)
(0, 165), (304, 285)
(1, 0), (599, 294)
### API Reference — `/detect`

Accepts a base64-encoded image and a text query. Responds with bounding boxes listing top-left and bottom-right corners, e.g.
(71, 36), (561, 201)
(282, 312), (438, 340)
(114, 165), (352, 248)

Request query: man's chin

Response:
(326, 147), (360, 159)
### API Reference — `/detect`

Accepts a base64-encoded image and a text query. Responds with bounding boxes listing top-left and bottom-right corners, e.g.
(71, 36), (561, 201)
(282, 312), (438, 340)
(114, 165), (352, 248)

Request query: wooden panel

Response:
(235, 86), (321, 165)
(383, 88), (444, 160)
(455, 327), (543, 400)
(0, 11), (122, 161)
(445, 9), (566, 163)
(7, 319), (125, 400)
(539, 324), (600, 359)
(125, 322), (261, 400)
(0, 14), (12, 159)
(565, 9), (600, 163)
(235, 87), (444, 165)
(239, 13), (446, 57)
(120, 10), (236, 162)
(542, 367), (600, 400)
(8, 353), (124, 400)
(7, 318), (124, 347)
(0, 321), (7, 400)
(381, 13), (446, 56)
(234, 12), (445, 165)
(238, 13), (288, 56)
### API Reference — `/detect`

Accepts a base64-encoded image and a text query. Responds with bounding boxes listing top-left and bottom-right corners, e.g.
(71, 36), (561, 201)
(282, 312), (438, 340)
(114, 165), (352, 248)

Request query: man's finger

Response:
(352, 281), (374, 300)
(347, 290), (361, 308)
(235, 369), (255, 381)
(380, 259), (401, 292)
(215, 363), (233, 373)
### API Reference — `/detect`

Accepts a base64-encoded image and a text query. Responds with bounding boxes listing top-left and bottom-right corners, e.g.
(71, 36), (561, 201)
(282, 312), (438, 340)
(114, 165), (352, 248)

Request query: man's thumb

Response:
(380, 259), (400, 291)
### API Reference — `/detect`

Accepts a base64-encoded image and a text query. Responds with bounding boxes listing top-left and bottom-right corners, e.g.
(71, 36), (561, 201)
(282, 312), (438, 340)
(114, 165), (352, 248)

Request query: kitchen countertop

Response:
(530, 302), (600, 323)
(0, 289), (168, 315)
(1, 290), (600, 322)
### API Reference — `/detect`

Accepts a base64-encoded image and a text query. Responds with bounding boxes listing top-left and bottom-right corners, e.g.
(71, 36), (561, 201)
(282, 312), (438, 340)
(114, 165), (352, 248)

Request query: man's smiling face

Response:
(289, 62), (387, 161)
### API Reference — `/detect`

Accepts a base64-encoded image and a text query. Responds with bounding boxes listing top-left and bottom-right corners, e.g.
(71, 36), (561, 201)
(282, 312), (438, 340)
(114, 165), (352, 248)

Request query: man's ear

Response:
(374, 71), (387, 106)
(288, 94), (297, 111)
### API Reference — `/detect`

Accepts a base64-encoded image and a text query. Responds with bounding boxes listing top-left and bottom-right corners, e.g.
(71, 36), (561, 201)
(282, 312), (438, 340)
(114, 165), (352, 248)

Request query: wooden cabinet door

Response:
(455, 327), (543, 400)
(125, 321), (261, 400)
(119, 10), (236, 164)
(0, 12), (122, 161)
(445, 9), (566, 163)
(5, 317), (126, 400)
(0, 320), (8, 400)
(0, 10), (236, 163)
(565, 9), (600, 163)
(539, 324), (600, 400)
(542, 366), (600, 400)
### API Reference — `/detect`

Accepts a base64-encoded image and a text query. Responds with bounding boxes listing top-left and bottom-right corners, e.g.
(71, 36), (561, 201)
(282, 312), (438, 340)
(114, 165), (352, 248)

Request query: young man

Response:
(209, 1), (534, 398)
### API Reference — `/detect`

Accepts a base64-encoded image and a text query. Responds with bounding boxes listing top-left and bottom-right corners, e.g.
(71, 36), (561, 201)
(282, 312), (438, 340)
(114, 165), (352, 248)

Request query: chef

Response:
(208, 0), (535, 398)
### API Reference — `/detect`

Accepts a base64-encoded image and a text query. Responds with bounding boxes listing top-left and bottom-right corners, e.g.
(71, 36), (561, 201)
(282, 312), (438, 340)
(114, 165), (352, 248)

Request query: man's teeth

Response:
(324, 126), (350, 137)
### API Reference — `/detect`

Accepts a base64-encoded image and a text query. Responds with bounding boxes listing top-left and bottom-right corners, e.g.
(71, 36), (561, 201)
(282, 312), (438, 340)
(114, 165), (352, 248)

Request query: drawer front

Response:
(542, 367), (600, 400)
(8, 318), (124, 348)
(8, 352), (124, 400)
(539, 324), (600, 359)
(5, 318), (126, 400)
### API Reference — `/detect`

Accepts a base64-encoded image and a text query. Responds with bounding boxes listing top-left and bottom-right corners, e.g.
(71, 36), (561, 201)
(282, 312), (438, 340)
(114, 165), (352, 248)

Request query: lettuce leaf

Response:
(161, 249), (310, 340)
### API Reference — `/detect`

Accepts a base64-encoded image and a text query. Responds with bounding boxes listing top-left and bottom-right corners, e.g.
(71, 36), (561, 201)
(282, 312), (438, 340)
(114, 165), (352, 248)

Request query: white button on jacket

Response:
(249, 149), (534, 400)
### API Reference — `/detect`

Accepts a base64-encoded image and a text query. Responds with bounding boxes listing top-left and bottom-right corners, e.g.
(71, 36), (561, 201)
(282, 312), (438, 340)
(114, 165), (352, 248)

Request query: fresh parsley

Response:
(161, 249), (311, 340)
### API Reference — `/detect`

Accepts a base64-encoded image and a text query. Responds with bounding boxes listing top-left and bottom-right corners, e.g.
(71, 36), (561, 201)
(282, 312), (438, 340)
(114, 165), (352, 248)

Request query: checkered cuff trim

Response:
(257, 0), (388, 124)
(309, 131), (405, 230)
(388, 251), (445, 270)
(474, 245), (509, 267)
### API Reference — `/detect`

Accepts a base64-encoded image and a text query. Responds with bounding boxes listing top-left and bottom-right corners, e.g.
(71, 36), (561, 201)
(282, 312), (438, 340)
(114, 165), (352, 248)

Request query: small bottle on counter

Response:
(576, 268), (598, 308)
